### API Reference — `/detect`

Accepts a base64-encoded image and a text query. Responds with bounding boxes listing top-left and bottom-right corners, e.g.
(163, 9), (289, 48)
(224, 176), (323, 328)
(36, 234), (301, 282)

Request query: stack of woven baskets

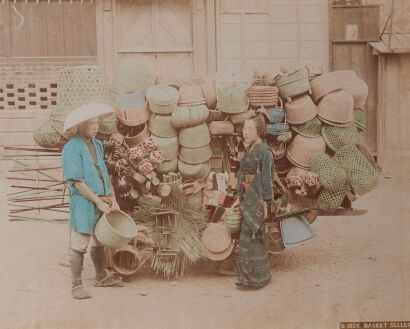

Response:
(146, 84), (180, 175)
(269, 67), (378, 211)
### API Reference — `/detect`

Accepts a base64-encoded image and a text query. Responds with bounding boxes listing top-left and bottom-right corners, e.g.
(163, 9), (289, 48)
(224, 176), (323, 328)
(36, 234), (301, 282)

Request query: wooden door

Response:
(329, 4), (380, 154)
(114, 0), (195, 77)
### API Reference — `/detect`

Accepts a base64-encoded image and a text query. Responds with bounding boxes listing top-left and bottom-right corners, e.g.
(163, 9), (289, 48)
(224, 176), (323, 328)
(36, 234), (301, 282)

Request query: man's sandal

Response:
(93, 275), (124, 287)
(72, 284), (91, 299)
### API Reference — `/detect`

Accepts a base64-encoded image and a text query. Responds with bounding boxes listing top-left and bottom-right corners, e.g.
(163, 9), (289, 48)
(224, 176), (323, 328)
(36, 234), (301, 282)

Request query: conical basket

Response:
(318, 90), (354, 126)
(286, 135), (326, 169)
(285, 95), (318, 125)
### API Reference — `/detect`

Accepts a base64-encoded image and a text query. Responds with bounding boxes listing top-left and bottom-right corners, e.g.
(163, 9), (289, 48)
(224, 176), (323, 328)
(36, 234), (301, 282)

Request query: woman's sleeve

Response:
(62, 142), (84, 183)
(261, 149), (274, 201)
(236, 166), (244, 201)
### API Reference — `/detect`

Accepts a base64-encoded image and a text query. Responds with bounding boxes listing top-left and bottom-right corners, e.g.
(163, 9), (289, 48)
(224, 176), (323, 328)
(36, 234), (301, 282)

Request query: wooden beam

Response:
(206, 0), (216, 75)
(117, 47), (194, 53)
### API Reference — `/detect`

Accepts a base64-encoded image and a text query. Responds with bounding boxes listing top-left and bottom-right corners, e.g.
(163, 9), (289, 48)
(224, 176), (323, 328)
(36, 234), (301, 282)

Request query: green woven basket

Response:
(310, 153), (348, 192)
(216, 85), (249, 114)
(333, 144), (379, 196)
(321, 123), (360, 152)
(276, 69), (312, 102)
(146, 84), (180, 114)
(111, 60), (155, 93)
(318, 186), (348, 211)
(291, 117), (322, 138)
(354, 107), (367, 131)
(148, 113), (178, 138)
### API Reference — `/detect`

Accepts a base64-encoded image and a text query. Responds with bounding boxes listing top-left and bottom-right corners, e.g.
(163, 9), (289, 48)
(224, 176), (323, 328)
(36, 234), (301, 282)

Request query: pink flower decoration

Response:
(142, 138), (157, 152)
(129, 146), (146, 159)
(295, 184), (308, 197)
(149, 150), (164, 164)
(138, 159), (154, 173)
(304, 171), (320, 187)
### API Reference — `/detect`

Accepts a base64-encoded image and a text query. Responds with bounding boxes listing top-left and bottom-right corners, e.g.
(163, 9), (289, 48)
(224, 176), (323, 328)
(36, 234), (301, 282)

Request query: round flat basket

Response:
(95, 210), (137, 249)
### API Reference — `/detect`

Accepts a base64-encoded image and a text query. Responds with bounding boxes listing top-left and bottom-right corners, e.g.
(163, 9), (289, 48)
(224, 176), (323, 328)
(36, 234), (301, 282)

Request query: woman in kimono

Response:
(232, 114), (274, 289)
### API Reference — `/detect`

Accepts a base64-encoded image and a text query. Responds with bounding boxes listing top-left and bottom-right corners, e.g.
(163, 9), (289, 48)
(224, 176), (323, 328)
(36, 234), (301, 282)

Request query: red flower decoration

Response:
(150, 150), (164, 164)
(138, 159), (154, 173)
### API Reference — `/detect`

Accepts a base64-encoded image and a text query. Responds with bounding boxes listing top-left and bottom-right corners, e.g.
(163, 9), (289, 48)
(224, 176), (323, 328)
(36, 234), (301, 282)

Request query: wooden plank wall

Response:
(0, 0), (97, 57)
(329, 5), (380, 154)
(377, 53), (410, 174)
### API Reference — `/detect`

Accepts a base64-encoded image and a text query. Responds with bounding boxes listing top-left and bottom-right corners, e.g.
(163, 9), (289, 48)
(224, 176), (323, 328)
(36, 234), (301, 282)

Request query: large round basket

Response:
(112, 238), (142, 276)
(95, 210), (138, 249)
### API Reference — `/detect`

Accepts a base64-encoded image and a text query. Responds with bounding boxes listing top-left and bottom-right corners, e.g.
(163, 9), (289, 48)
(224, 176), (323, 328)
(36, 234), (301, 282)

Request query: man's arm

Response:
(72, 180), (110, 213)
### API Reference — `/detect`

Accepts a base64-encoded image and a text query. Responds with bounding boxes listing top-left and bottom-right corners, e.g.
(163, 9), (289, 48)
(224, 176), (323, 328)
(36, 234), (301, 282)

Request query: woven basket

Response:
(179, 144), (212, 164)
(276, 68), (312, 102)
(224, 211), (242, 234)
(146, 84), (179, 115)
(310, 153), (347, 192)
(321, 123), (360, 152)
(229, 109), (256, 125)
(340, 77), (368, 108)
(200, 83), (217, 110)
(291, 117), (322, 138)
(148, 113), (178, 138)
(171, 105), (209, 129)
(287, 135), (326, 169)
(268, 140), (287, 160)
(266, 104), (285, 124)
(333, 144), (379, 196)
(275, 155), (292, 176)
(208, 121), (235, 136)
(217, 85), (248, 114)
(266, 122), (290, 136)
(318, 90), (354, 126)
(95, 210), (138, 249)
(310, 72), (342, 102)
(124, 123), (150, 147)
(178, 85), (206, 105)
(150, 135), (179, 161)
(111, 91), (149, 126)
(33, 120), (69, 149)
(318, 187), (348, 211)
(354, 107), (367, 131)
(247, 85), (279, 107)
(155, 157), (178, 174)
(207, 110), (225, 122)
(285, 94), (318, 125)
(111, 60), (155, 93)
(186, 190), (203, 211)
(178, 159), (211, 180)
(179, 123), (211, 148)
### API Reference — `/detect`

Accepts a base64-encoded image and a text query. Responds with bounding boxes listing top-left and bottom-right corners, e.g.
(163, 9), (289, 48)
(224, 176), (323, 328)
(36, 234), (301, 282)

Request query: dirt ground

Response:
(0, 168), (409, 329)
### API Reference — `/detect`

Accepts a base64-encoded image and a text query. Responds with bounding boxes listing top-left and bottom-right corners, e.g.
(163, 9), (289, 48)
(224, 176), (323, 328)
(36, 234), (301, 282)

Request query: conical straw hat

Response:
(64, 103), (114, 131)
(286, 135), (326, 169)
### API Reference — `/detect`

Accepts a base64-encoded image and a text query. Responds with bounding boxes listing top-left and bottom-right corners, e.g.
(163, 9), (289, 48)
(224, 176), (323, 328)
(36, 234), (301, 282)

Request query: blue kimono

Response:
(62, 136), (112, 234)
(236, 140), (274, 288)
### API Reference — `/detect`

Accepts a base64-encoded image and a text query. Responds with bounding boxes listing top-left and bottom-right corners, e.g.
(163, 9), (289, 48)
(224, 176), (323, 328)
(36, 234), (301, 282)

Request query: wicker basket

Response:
(340, 77), (368, 108)
(178, 159), (211, 180)
(318, 90), (354, 126)
(179, 123), (211, 148)
(208, 121), (235, 136)
(124, 123), (150, 147)
(150, 135), (179, 161)
(291, 117), (322, 138)
(286, 135), (326, 170)
(146, 84), (180, 115)
(247, 85), (279, 107)
(285, 94), (318, 125)
(321, 123), (360, 152)
(224, 211), (242, 234)
(155, 157), (178, 174)
(310, 153), (348, 192)
(266, 122), (290, 136)
(333, 144), (378, 196)
(179, 144), (212, 164)
(354, 107), (367, 131)
(319, 187), (348, 211)
(276, 68), (312, 102)
(111, 91), (150, 126)
(310, 73), (342, 102)
(229, 109), (256, 125)
(170, 105), (209, 129)
(148, 113), (178, 138)
(178, 85), (206, 106)
(200, 83), (217, 110)
(112, 238), (142, 276)
(216, 85), (249, 114)
(95, 210), (138, 249)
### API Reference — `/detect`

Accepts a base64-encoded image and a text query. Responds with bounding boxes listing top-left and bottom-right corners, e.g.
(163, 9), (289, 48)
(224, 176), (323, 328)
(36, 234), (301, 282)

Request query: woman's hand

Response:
(96, 199), (111, 214)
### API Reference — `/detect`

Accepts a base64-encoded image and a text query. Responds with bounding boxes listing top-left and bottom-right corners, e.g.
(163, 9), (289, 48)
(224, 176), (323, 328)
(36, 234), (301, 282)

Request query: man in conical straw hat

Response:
(62, 103), (123, 299)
